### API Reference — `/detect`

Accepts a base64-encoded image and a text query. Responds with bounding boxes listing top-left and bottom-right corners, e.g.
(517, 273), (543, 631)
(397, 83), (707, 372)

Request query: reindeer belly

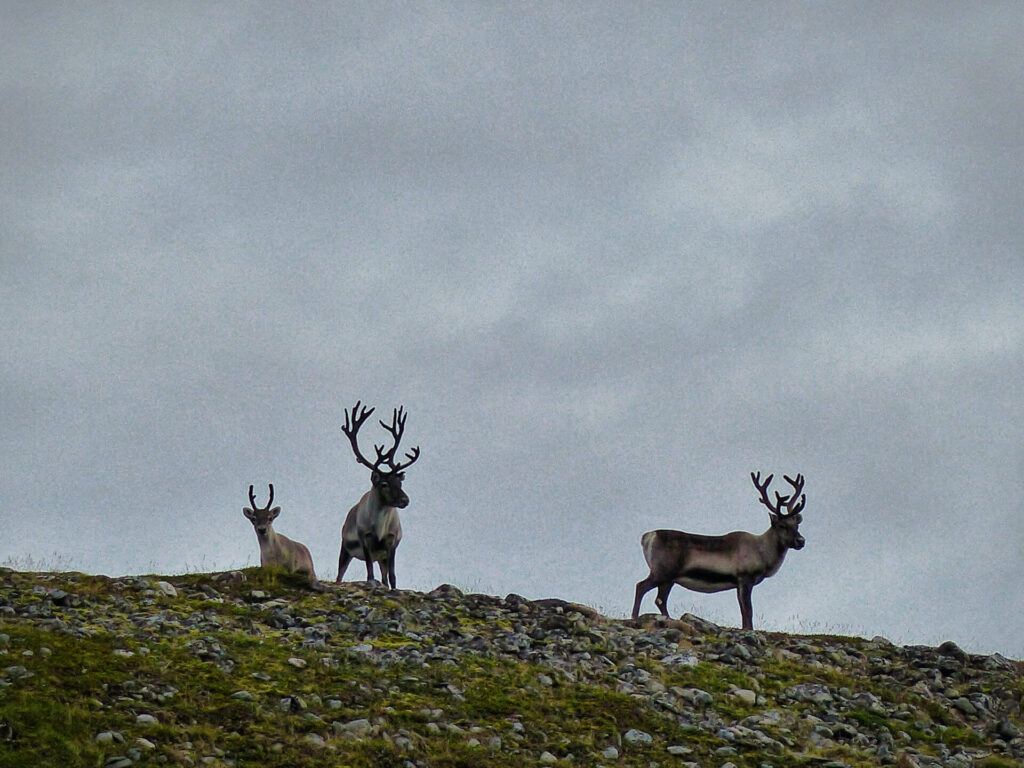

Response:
(675, 569), (739, 593)
(673, 549), (740, 593)
(342, 533), (397, 563)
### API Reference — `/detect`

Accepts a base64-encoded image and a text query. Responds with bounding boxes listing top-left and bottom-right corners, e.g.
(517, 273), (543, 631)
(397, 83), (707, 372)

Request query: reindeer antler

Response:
(377, 406), (421, 472)
(342, 402), (420, 473)
(782, 473), (806, 515)
(342, 401), (382, 471)
(249, 483), (274, 511)
(751, 471), (805, 517)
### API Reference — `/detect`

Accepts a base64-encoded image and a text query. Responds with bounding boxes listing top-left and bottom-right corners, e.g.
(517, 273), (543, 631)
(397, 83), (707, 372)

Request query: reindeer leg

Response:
(385, 549), (397, 590)
(632, 576), (658, 619)
(737, 581), (754, 630)
(336, 547), (353, 584)
(358, 534), (377, 582)
(655, 582), (673, 617)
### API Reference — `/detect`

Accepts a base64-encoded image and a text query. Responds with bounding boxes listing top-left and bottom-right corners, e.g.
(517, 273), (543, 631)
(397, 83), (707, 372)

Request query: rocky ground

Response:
(0, 567), (1021, 767)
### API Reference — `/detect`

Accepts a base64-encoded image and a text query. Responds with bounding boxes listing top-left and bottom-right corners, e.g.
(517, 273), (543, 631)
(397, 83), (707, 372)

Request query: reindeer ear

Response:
(269, 506), (281, 520)
(769, 512), (780, 525)
(243, 507), (255, 521)
(371, 470), (381, 485)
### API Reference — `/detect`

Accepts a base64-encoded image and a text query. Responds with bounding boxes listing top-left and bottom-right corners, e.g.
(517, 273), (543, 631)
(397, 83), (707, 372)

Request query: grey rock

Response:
(155, 581), (177, 597)
(731, 688), (757, 705)
(952, 697), (976, 716)
(623, 728), (653, 745)
(784, 683), (833, 704)
(335, 718), (372, 737)
(997, 719), (1023, 739)
(3, 665), (31, 680)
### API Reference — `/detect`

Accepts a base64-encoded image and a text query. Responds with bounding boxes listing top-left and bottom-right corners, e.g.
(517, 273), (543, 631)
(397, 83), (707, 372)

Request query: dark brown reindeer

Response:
(242, 484), (317, 578)
(336, 401), (420, 589)
(632, 472), (807, 630)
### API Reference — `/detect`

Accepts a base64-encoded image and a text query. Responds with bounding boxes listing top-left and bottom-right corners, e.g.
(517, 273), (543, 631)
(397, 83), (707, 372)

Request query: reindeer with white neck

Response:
(632, 471), (808, 630)
(336, 401), (420, 589)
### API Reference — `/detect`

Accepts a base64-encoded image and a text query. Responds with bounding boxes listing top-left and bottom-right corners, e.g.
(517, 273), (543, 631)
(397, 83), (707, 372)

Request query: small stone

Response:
(95, 731), (124, 745)
(784, 683), (833, 704)
(279, 695), (306, 712)
(937, 640), (967, 660)
(601, 745), (619, 759)
(732, 689), (757, 705)
(335, 718), (372, 737)
(537, 674), (554, 686)
(250, 590), (267, 599)
(539, 752), (558, 764)
(303, 733), (325, 747)
(135, 738), (156, 750)
(155, 581), (177, 597)
(287, 657), (307, 669)
(662, 653), (699, 666)
(667, 745), (692, 756)
(105, 758), (133, 768)
(135, 713), (158, 726)
(3, 665), (31, 680)
(231, 691), (254, 701)
(997, 718), (1023, 739)
(623, 728), (653, 745)
(953, 697), (976, 716)
(487, 736), (503, 750)
(112, 649), (134, 658)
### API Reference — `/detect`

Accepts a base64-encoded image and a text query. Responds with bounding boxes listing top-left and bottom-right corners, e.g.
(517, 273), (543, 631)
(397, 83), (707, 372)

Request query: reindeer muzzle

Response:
(793, 535), (805, 550)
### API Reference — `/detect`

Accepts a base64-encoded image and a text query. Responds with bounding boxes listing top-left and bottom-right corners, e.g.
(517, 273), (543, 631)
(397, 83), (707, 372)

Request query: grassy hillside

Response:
(0, 567), (1021, 768)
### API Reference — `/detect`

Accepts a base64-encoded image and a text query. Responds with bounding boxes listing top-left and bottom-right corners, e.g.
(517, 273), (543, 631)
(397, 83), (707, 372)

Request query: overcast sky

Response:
(2, 4), (1021, 657)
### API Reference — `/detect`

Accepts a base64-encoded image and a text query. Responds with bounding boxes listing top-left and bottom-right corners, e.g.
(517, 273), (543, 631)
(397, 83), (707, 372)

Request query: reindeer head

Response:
(243, 483), (281, 537)
(342, 401), (420, 509)
(751, 471), (806, 550)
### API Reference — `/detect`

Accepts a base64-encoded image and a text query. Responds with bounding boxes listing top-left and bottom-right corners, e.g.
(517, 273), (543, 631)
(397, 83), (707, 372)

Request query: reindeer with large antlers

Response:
(632, 472), (807, 630)
(242, 484), (317, 578)
(336, 401), (421, 588)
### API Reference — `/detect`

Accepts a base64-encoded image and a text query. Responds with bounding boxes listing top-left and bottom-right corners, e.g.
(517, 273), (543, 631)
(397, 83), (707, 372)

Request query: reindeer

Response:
(336, 401), (420, 588)
(242, 484), (317, 578)
(631, 472), (807, 630)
